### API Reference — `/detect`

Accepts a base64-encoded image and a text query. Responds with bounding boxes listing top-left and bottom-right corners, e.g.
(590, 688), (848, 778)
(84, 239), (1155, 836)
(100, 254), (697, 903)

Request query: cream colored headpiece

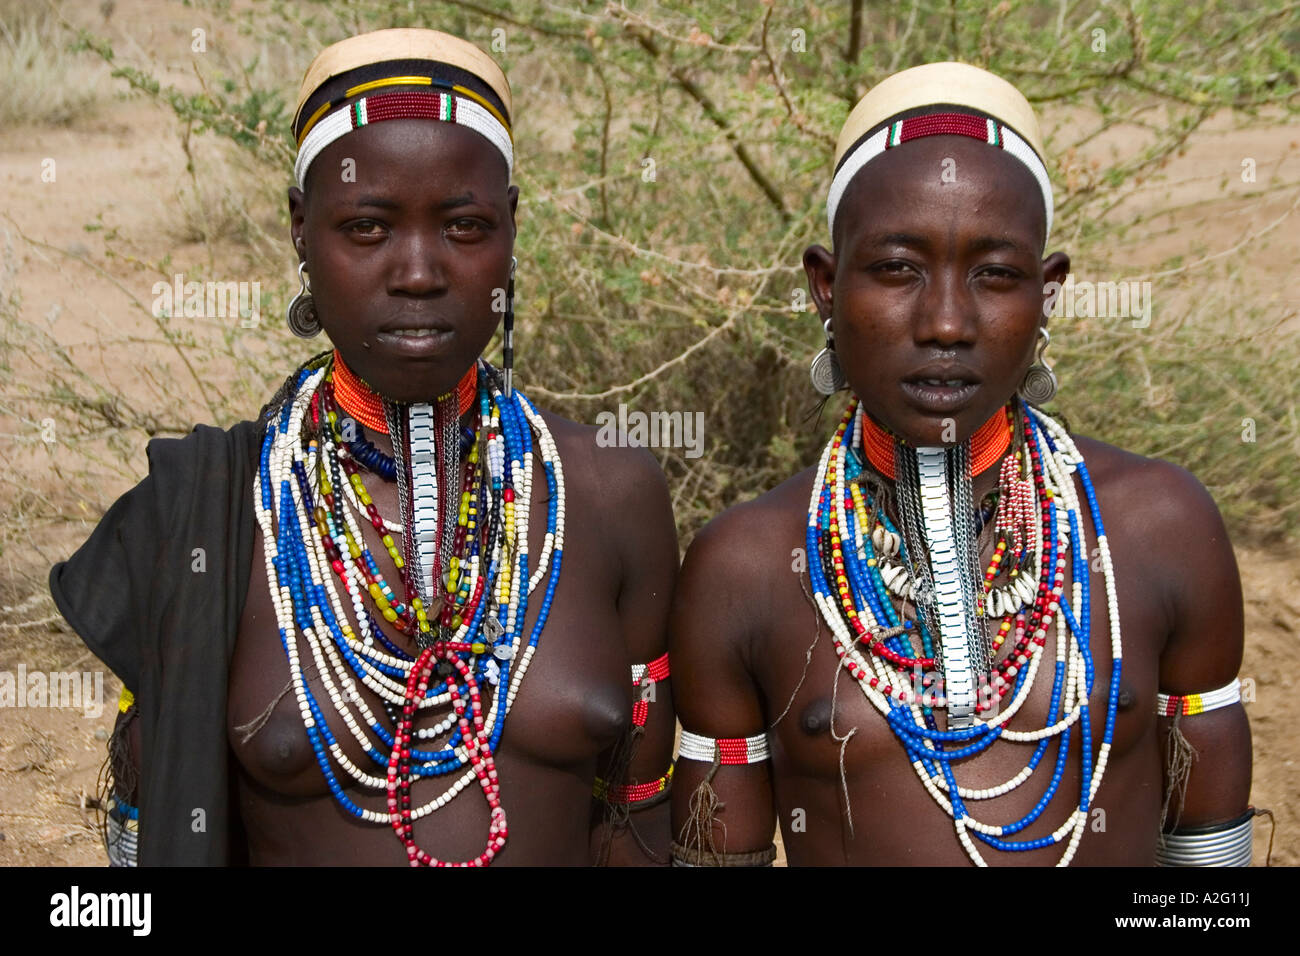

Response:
(292, 28), (513, 189)
(827, 62), (1052, 248)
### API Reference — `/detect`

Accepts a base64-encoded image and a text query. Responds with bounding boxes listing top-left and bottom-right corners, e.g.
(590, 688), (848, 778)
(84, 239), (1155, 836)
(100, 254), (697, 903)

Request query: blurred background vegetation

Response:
(1, 0), (1298, 570)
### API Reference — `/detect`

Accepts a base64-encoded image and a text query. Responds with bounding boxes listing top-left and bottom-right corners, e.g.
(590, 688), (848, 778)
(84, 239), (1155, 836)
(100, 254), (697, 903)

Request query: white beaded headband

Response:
(294, 88), (514, 190)
(826, 110), (1053, 251)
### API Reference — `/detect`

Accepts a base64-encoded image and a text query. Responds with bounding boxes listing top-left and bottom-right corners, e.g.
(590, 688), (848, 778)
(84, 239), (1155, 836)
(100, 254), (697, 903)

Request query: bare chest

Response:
(228, 460), (632, 802)
(752, 476), (1167, 864)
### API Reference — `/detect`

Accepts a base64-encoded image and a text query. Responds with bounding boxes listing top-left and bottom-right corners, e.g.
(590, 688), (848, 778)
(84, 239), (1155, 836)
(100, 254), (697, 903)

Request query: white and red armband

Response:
(678, 730), (770, 765)
(630, 652), (670, 728)
(1156, 678), (1241, 717)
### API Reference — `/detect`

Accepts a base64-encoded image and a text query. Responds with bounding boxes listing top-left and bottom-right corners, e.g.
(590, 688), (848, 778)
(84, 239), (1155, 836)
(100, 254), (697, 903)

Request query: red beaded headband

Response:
(827, 109), (1053, 249)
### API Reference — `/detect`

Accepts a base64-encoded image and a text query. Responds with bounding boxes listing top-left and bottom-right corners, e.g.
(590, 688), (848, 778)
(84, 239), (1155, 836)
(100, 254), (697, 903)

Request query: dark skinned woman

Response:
(50, 28), (678, 866)
(669, 62), (1253, 867)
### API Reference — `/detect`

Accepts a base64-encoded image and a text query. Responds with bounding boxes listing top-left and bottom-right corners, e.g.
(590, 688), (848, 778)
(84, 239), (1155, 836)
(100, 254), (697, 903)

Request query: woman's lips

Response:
(375, 327), (454, 357)
(899, 379), (980, 412)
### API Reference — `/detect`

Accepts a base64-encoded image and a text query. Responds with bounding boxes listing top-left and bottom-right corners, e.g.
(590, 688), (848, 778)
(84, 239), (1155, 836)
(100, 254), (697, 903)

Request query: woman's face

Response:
(289, 118), (517, 404)
(804, 135), (1068, 446)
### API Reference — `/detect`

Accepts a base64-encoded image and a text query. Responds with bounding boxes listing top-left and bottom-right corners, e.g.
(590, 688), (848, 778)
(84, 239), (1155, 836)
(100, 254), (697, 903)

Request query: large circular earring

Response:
(810, 316), (847, 395)
(287, 260), (321, 338)
(1018, 327), (1058, 406)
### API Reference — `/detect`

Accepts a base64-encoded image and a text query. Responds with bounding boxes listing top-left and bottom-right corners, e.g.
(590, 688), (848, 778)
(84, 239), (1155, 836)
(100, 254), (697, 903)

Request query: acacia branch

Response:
(627, 30), (790, 220)
(846, 0), (864, 65)
(761, 5), (836, 149)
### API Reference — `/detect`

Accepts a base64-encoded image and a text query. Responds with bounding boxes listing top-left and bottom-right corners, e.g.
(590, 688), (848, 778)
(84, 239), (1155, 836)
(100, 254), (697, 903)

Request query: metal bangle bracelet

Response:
(1156, 809), (1254, 867)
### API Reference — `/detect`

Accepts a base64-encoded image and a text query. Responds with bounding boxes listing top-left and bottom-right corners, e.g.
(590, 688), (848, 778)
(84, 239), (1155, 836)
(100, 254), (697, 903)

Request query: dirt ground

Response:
(0, 0), (1296, 866)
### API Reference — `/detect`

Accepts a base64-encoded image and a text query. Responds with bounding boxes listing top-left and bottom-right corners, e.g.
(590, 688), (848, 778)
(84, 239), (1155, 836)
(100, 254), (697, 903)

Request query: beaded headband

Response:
(295, 86), (514, 189)
(827, 62), (1052, 250)
(293, 28), (512, 129)
(826, 109), (1053, 245)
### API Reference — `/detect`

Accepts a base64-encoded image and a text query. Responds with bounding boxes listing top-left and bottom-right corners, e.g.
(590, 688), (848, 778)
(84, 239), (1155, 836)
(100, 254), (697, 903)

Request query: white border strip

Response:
(825, 116), (1053, 249)
(295, 93), (514, 189)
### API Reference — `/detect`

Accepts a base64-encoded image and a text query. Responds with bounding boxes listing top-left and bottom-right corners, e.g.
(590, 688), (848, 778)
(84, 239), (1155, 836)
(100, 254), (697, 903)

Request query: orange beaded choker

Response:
(860, 406), (1013, 480)
(331, 350), (477, 435)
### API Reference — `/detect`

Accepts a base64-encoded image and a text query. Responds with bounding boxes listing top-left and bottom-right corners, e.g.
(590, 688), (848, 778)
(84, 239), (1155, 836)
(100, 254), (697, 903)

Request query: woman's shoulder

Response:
(1072, 433), (1223, 524)
(537, 406), (671, 508)
(146, 417), (265, 461)
(1070, 432), (1235, 594)
(535, 405), (679, 595)
(140, 418), (267, 491)
(682, 466), (817, 583)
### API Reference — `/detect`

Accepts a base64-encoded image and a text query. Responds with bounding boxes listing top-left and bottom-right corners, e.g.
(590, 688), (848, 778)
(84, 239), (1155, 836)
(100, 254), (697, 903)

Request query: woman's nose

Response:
(913, 270), (977, 347)
(388, 232), (449, 296)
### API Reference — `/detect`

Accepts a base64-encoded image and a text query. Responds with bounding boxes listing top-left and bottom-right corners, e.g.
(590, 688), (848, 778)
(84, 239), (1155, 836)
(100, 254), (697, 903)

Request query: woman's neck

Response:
(332, 351), (478, 454)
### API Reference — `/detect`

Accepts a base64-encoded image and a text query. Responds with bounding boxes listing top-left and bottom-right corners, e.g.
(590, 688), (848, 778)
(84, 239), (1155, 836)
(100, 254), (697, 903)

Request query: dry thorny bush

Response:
(0, 1), (1297, 626)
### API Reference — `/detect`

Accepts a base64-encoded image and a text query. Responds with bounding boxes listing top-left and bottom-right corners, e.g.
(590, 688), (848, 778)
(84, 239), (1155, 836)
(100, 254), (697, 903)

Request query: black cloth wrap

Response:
(49, 418), (265, 865)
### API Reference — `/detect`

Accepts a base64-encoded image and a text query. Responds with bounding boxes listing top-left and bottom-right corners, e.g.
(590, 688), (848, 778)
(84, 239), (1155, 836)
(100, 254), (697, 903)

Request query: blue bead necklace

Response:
(253, 355), (566, 833)
(804, 397), (1123, 865)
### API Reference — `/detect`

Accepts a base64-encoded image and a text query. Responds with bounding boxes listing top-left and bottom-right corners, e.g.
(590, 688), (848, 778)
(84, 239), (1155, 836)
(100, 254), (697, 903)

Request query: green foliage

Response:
(6, 0), (1299, 545)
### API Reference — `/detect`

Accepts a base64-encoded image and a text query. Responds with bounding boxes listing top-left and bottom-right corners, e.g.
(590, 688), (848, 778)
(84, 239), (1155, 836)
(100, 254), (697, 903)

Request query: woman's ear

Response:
(1040, 250), (1070, 318)
(289, 186), (306, 261)
(803, 244), (837, 325)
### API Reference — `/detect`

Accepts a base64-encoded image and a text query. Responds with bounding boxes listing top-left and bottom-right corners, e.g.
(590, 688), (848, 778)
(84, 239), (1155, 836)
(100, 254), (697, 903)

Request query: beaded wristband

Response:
(1156, 678), (1241, 717)
(670, 841), (777, 867)
(1156, 810), (1254, 867)
(678, 730), (769, 765)
(105, 794), (139, 868)
(593, 764), (674, 809)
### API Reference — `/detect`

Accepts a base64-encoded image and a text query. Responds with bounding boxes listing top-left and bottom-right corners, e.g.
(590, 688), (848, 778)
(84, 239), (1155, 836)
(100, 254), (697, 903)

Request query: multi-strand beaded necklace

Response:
(805, 398), (1122, 866)
(254, 352), (565, 866)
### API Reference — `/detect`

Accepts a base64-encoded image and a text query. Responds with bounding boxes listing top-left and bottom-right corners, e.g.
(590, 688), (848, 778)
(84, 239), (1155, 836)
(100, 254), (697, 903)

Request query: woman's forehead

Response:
(307, 120), (511, 198)
(836, 137), (1046, 248)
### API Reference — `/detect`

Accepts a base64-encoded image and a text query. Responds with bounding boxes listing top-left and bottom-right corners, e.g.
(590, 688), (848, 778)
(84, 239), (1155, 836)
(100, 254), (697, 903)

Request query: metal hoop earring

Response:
(503, 256), (516, 397)
(810, 316), (846, 395)
(1018, 327), (1058, 406)
(287, 260), (320, 338)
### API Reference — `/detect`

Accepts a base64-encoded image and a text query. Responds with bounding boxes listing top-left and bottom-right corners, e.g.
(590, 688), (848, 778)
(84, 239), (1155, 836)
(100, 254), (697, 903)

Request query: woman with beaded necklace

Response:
(50, 28), (678, 866)
(668, 62), (1254, 867)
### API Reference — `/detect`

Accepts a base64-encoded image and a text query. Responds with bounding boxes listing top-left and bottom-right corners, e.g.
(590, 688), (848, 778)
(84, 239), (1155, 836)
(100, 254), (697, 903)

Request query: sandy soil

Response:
(0, 0), (1296, 866)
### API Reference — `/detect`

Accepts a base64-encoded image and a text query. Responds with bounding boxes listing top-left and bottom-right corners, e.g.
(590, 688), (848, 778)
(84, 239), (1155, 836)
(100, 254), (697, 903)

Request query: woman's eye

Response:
(349, 221), (385, 237)
(979, 266), (1020, 280)
(874, 260), (912, 275)
(446, 218), (485, 237)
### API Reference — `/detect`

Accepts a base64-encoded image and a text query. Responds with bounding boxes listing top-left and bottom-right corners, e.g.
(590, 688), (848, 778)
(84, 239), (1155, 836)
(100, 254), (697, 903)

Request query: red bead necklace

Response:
(860, 406), (1013, 480)
(332, 350), (478, 434)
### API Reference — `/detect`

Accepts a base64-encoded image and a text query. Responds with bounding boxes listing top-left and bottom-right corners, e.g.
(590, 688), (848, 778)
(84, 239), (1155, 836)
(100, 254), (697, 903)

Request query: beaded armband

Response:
(1156, 678), (1240, 717)
(670, 841), (777, 867)
(105, 794), (139, 868)
(105, 686), (139, 866)
(590, 654), (674, 809)
(678, 730), (770, 765)
(593, 765), (674, 810)
(1157, 809), (1254, 867)
(631, 652), (670, 728)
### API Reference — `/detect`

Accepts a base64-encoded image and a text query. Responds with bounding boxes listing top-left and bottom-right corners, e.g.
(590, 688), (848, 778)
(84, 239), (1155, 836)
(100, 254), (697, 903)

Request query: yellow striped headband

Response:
(827, 62), (1053, 251)
(292, 29), (513, 189)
